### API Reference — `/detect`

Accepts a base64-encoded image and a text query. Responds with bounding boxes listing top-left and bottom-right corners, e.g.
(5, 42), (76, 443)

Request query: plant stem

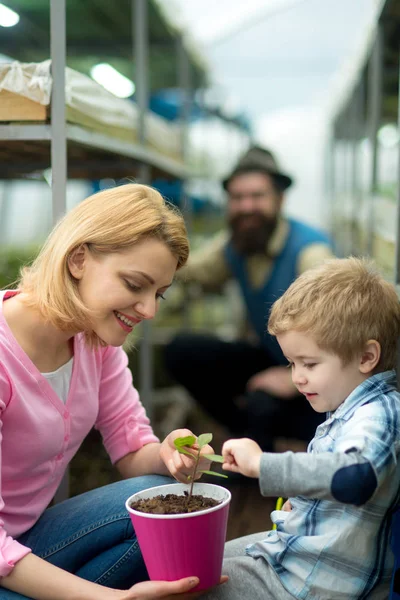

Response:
(187, 450), (200, 507)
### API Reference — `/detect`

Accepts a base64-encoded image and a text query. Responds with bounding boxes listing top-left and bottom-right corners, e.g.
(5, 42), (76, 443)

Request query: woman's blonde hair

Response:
(19, 183), (189, 345)
(268, 257), (400, 371)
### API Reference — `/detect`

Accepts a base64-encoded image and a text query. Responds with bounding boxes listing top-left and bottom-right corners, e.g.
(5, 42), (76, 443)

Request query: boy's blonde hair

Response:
(268, 257), (400, 371)
(19, 183), (189, 346)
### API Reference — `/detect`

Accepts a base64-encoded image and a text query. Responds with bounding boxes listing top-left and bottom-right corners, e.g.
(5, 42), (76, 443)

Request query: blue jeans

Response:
(0, 475), (173, 599)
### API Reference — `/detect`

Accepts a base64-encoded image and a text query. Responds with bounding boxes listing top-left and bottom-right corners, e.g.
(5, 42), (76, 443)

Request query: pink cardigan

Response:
(0, 290), (159, 577)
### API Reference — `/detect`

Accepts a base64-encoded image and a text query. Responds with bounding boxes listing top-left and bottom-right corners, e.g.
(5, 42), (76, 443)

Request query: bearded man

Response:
(164, 146), (334, 451)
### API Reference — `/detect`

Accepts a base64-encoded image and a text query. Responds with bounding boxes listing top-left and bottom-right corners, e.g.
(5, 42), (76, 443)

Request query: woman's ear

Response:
(68, 244), (87, 280)
(359, 340), (381, 374)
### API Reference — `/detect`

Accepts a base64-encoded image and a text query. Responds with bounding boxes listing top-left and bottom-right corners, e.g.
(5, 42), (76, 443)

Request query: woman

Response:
(0, 184), (218, 599)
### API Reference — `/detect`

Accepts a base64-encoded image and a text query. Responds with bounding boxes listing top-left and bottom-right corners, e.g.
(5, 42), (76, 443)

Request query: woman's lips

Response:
(114, 310), (141, 332)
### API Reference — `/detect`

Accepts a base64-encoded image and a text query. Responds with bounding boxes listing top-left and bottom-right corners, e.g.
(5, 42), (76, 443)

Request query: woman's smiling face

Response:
(69, 237), (178, 346)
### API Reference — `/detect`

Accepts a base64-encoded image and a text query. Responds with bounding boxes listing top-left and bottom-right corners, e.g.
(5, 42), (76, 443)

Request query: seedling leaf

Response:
(173, 432), (228, 506)
(174, 435), (196, 449)
(176, 447), (196, 458)
(203, 453), (224, 463)
(199, 470), (228, 478)
(197, 433), (213, 448)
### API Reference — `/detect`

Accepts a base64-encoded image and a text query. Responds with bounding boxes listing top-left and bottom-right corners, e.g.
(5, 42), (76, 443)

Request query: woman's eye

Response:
(286, 361), (293, 369)
(304, 363), (316, 369)
(124, 280), (140, 292)
(156, 293), (166, 300)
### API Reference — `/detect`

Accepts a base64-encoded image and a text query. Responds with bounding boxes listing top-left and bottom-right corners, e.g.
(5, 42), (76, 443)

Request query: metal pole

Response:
(0, 182), (11, 243)
(325, 123), (336, 242)
(50, 0), (67, 224)
(342, 106), (352, 257)
(350, 82), (363, 255)
(133, 0), (153, 418)
(177, 36), (192, 328)
(51, 0), (68, 504)
(177, 36), (191, 231)
(134, 0), (151, 185)
(395, 49), (400, 289)
(367, 25), (382, 257)
(344, 108), (352, 256)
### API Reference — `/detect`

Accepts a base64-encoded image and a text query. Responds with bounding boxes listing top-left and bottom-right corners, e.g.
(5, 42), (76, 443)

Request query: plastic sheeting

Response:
(0, 60), (182, 160)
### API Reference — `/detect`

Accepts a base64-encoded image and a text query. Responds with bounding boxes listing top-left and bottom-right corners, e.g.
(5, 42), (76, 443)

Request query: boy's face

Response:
(277, 330), (367, 413)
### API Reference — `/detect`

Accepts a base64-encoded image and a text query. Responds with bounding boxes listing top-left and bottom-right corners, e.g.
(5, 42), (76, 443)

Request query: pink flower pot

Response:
(126, 482), (231, 591)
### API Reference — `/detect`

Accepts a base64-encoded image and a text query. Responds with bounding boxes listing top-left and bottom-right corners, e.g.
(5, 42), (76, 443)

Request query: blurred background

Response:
(0, 0), (398, 537)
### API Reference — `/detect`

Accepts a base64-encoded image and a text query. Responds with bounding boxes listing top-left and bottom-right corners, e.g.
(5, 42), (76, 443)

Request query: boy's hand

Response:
(282, 499), (292, 512)
(160, 429), (213, 483)
(222, 438), (262, 478)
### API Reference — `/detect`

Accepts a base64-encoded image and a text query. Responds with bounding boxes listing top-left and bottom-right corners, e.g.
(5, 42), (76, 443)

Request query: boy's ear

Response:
(359, 340), (381, 374)
(68, 244), (87, 280)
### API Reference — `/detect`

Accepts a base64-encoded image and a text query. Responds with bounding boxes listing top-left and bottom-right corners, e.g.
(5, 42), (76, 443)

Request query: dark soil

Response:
(130, 492), (220, 514)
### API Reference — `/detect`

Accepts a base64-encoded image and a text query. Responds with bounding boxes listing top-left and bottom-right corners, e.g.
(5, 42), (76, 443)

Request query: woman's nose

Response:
(135, 296), (157, 320)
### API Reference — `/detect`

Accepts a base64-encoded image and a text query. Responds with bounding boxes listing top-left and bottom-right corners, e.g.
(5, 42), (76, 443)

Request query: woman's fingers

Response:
(125, 575), (229, 599)
(126, 576), (199, 599)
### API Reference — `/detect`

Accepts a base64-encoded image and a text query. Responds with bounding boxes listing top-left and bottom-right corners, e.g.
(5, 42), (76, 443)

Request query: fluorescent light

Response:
(90, 63), (135, 98)
(0, 3), (19, 27)
(378, 124), (399, 149)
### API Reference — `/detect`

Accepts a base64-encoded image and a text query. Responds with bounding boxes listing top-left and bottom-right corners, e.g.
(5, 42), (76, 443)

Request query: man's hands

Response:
(246, 366), (296, 398)
(222, 438), (262, 478)
(160, 429), (213, 483)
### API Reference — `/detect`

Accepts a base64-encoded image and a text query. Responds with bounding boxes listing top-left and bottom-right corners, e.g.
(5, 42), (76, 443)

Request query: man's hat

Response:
(222, 145), (293, 191)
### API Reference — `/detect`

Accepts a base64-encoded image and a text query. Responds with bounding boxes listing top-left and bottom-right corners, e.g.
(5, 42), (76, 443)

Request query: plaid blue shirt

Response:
(247, 370), (400, 599)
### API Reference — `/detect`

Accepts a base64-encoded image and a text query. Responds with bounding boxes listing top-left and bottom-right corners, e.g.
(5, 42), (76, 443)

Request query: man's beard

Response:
(229, 213), (278, 255)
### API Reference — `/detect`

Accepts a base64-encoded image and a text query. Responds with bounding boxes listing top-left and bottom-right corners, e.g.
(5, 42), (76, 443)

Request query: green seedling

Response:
(174, 433), (228, 504)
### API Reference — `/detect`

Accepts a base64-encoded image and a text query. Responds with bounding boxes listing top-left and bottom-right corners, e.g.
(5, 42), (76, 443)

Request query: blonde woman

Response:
(0, 184), (220, 600)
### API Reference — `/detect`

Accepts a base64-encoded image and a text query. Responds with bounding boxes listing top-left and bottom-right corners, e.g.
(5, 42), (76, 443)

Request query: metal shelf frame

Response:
(0, 0), (191, 205)
(0, 123), (188, 180)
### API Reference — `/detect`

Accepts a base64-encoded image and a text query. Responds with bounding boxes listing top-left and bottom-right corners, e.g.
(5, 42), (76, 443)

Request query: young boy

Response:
(202, 257), (400, 600)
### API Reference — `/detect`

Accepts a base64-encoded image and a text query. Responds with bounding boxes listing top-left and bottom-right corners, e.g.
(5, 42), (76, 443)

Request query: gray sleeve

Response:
(259, 450), (378, 505)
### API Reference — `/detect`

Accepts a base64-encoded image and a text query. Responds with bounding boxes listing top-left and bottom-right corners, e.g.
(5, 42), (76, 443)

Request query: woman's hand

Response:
(222, 438), (262, 478)
(118, 575), (229, 599)
(159, 429), (213, 483)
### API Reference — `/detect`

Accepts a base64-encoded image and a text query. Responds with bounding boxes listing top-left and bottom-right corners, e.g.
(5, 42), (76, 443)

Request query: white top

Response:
(41, 358), (73, 404)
